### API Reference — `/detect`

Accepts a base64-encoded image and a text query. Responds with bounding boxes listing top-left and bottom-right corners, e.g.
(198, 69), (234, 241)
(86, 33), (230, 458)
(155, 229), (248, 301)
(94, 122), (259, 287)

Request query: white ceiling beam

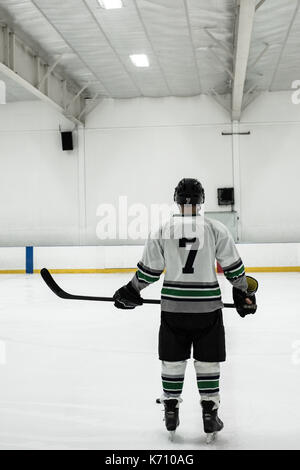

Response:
(242, 89), (261, 111)
(204, 28), (234, 59)
(269, 0), (300, 91)
(208, 47), (234, 80)
(255, 0), (266, 11)
(76, 93), (101, 121)
(232, 0), (256, 121)
(208, 88), (231, 115)
(248, 42), (269, 69)
(0, 24), (85, 125)
(38, 54), (64, 90)
(8, 31), (16, 71)
(0, 61), (83, 126)
(65, 83), (90, 113)
(242, 83), (258, 109)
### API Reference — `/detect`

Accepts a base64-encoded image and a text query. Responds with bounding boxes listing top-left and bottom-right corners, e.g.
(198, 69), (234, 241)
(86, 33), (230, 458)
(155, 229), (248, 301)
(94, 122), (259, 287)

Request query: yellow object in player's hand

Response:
(246, 275), (259, 294)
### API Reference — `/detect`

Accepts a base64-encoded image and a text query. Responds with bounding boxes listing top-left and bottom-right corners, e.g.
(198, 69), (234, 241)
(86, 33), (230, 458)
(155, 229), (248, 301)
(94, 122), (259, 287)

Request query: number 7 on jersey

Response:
(179, 237), (199, 274)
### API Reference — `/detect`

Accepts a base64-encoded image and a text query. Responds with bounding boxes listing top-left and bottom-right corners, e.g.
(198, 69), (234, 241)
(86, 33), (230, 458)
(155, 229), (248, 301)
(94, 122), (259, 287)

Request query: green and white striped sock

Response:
(194, 361), (220, 408)
(161, 360), (187, 400)
(162, 375), (184, 398)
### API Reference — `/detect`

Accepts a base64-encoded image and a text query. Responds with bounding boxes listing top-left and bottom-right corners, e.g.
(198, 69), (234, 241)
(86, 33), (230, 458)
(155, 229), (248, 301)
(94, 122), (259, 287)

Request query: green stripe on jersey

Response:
(161, 287), (221, 298)
(224, 265), (245, 279)
(137, 270), (159, 283)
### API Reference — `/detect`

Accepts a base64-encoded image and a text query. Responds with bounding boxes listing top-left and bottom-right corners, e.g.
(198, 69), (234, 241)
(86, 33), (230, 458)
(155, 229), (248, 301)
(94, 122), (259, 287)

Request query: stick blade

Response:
(40, 268), (70, 299)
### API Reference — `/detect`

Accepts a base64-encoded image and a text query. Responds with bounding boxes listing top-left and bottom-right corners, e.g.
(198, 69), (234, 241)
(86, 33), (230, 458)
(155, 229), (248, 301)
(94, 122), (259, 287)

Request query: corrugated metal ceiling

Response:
(0, 0), (299, 102)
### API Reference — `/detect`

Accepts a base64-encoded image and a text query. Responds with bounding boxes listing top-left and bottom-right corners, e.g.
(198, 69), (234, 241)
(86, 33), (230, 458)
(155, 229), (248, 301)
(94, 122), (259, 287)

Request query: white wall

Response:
(0, 102), (80, 246)
(84, 96), (232, 244)
(240, 91), (300, 242)
(0, 96), (233, 246)
(0, 91), (300, 247)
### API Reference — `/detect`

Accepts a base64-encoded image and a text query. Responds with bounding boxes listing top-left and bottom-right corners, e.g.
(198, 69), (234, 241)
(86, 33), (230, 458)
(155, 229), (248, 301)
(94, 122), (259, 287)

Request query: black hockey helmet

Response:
(174, 178), (205, 205)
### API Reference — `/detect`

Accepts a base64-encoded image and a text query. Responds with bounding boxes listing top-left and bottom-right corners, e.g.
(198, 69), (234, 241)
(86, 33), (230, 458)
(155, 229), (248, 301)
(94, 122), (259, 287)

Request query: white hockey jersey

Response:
(131, 215), (247, 313)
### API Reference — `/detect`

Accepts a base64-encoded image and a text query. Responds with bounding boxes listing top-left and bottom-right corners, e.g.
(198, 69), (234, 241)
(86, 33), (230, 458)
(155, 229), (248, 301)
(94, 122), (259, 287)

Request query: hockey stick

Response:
(40, 268), (235, 308)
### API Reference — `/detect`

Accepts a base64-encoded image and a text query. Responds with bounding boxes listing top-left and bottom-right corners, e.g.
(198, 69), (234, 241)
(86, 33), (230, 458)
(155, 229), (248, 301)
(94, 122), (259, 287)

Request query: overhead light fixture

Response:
(130, 54), (149, 67)
(98, 0), (123, 9)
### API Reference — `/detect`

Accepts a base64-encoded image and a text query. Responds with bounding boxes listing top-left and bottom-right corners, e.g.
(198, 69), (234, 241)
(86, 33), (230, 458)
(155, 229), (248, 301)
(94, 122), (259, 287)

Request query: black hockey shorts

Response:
(159, 310), (226, 362)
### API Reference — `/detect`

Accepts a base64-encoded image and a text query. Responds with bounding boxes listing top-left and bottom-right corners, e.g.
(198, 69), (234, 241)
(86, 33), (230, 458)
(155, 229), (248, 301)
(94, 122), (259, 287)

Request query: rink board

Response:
(0, 244), (300, 273)
(0, 247), (26, 273)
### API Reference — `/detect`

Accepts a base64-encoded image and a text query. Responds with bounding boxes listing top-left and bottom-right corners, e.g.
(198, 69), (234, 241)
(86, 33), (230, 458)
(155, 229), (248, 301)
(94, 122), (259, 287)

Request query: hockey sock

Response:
(194, 361), (220, 409)
(161, 360), (187, 402)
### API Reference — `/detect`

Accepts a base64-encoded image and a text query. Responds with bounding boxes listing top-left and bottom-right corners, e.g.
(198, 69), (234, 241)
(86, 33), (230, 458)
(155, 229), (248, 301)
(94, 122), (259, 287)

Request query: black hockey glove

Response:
(113, 283), (143, 310)
(233, 275), (258, 318)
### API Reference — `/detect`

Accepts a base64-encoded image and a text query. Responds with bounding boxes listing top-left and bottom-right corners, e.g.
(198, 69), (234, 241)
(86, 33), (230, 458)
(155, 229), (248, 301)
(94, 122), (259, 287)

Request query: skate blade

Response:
(169, 431), (176, 442)
(206, 432), (217, 444)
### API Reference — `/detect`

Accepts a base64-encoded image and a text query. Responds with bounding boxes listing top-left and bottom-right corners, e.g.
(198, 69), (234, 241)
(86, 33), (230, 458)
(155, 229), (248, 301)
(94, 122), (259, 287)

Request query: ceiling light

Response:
(130, 54), (149, 67)
(98, 0), (123, 9)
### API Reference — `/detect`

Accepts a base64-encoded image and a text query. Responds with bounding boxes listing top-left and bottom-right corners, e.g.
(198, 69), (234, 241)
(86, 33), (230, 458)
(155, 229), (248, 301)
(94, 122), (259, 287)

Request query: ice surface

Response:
(0, 272), (299, 450)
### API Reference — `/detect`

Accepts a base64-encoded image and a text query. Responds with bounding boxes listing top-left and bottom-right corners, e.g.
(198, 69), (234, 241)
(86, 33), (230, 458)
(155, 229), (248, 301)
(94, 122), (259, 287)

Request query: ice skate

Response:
(163, 399), (180, 440)
(201, 400), (223, 444)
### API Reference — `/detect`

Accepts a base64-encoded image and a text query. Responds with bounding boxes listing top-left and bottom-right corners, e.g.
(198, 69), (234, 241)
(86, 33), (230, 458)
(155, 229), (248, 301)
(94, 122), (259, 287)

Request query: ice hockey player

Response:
(113, 178), (257, 442)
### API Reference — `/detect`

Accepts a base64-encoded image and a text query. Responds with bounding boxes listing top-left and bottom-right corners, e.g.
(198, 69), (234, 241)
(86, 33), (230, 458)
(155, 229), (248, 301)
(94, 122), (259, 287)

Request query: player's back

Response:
(133, 213), (245, 314)
(159, 215), (223, 313)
